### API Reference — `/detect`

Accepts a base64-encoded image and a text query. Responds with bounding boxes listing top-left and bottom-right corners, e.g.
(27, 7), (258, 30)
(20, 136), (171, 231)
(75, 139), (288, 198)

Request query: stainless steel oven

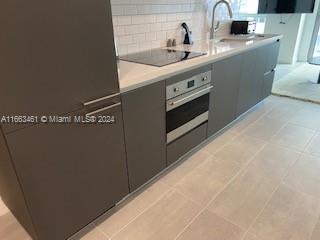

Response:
(166, 71), (212, 144)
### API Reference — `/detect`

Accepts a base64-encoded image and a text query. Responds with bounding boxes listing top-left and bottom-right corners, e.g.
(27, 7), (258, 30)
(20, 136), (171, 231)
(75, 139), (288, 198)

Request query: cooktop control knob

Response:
(174, 87), (179, 92)
(202, 76), (208, 81)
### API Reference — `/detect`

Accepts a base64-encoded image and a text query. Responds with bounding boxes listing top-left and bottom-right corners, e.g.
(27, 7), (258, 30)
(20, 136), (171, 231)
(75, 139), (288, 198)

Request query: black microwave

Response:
(231, 21), (256, 35)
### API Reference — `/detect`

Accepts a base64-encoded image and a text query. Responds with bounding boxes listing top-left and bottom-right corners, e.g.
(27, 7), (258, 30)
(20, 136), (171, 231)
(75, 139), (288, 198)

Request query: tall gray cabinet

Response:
(0, 0), (129, 239)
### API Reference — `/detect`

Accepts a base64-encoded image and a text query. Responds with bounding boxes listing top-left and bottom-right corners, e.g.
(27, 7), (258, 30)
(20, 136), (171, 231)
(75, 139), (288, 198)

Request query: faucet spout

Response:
(210, 0), (233, 40)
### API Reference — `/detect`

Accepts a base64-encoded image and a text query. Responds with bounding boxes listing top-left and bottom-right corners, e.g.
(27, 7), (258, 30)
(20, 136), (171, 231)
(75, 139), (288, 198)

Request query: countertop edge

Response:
(119, 35), (282, 93)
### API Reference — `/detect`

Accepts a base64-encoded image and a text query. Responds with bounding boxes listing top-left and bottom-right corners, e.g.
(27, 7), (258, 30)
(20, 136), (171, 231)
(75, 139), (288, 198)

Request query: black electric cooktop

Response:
(120, 49), (206, 67)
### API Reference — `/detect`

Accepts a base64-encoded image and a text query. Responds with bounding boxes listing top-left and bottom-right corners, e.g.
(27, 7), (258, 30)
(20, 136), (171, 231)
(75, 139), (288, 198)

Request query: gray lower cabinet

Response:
(237, 48), (264, 116)
(265, 41), (281, 74)
(208, 54), (242, 136)
(262, 70), (276, 99)
(4, 107), (129, 240)
(237, 41), (280, 116)
(167, 123), (207, 165)
(122, 81), (166, 191)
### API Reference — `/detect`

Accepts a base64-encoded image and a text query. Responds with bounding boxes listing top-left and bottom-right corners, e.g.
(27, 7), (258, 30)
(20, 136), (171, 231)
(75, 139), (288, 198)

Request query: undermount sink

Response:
(215, 34), (266, 43)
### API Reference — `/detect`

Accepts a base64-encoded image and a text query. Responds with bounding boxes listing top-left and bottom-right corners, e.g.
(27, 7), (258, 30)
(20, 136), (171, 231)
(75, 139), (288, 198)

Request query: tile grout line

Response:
(240, 147), (304, 240)
(95, 98), (281, 240)
(93, 224), (111, 239)
(173, 138), (269, 240)
(302, 130), (319, 155)
(98, 187), (174, 239)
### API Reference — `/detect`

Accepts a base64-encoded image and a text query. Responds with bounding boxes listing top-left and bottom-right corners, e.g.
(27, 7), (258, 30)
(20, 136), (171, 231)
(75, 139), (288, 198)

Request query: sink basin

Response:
(216, 35), (265, 43)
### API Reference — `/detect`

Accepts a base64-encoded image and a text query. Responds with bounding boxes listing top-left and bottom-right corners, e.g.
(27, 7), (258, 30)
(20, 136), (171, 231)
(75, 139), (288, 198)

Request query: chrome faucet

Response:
(210, 0), (233, 39)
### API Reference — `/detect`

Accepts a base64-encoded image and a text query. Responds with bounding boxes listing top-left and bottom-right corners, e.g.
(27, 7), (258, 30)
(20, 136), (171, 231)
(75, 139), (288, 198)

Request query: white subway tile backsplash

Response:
(127, 43), (140, 54)
(133, 33), (146, 43)
(118, 16), (132, 26)
(156, 31), (167, 40)
(151, 23), (163, 32)
(119, 35), (133, 45)
(145, 32), (157, 41)
(111, 0), (233, 56)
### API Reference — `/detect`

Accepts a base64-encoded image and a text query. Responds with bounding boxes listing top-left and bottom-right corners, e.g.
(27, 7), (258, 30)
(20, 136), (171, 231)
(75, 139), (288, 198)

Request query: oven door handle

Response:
(168, 85), (213, 107)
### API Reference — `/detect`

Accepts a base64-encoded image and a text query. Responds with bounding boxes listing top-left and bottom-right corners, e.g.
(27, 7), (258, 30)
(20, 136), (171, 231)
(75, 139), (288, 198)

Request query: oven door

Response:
(166, 85), (212, 144)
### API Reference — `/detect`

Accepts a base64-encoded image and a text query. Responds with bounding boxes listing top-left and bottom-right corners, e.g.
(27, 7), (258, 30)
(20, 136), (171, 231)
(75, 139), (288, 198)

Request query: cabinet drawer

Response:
(167, 123), (207, 166)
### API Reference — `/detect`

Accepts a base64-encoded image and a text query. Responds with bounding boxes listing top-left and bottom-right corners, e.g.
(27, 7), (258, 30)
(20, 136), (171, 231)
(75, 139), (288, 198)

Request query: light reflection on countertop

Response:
(118, 34), (282, 93)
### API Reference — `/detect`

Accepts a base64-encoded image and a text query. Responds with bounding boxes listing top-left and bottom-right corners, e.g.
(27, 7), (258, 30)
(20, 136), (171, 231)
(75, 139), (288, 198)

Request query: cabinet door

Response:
(122, 82), (166, 191)
(208, 54), (242, 136)
(0, 0), (119, 133)
(266, 41), (281, 73)
(237, 49), (263, 116)
(5, 106), (129, 240)
(262, 70), (276, 99)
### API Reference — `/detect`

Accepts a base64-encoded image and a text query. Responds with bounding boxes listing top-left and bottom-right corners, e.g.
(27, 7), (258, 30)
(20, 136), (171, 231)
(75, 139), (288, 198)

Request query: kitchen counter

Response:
(118, 34), (282, 93)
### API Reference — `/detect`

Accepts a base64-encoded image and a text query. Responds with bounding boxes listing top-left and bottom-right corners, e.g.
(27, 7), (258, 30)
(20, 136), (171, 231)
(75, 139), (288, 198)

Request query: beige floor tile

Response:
(270, 124), (315, 151)
(69, 224), (109, 240)
(265, 103), (300, 122)
(242, 233), (260, 240)
(160, 150), (211, 187)
(0, 213), (31, 240)
(283, 154), (320, 198)
(112, 190), (201, 240)
(243, 116), (286, 141)
(306, 132), (320, 157)
(95, 181), (170, 237)
(213, 135), (266, 166)
(249, 185), (320, 240)
(289, 109), (320, 131)
(174, 155), (243, 206)
(208, 170), (279, 230)
(176, 210), (244, 240)
(310, 217), (320, 240)
(0, 199), (9, 216)
(202, 129), (238, 155)
(228, 104), (270, 134)
(245, 144), (301, 181)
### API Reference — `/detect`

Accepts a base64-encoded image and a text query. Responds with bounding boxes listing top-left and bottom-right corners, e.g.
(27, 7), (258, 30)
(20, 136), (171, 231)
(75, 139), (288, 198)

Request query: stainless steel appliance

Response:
(120, 49), (206, 67)
(166, 71), (212, 144)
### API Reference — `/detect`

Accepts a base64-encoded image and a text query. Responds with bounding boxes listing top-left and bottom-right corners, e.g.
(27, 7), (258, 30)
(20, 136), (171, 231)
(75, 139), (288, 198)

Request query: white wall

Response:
(297, 0), (320, 61)
(264, 14), (304, 64)
(264, 0), (320, 64)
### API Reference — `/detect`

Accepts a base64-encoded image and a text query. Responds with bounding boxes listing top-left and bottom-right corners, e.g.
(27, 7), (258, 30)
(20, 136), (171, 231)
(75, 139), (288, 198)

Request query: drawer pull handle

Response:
(86, 103), (121, 117)
(83, 93), (120, 106)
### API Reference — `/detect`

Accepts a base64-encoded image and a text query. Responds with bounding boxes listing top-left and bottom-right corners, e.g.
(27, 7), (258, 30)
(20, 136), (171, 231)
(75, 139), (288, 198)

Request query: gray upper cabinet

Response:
(5, 106), (129, 240)
(122, 81), (166, 191)
(208, 55), (242, 136)
(0, 0), (119, 133)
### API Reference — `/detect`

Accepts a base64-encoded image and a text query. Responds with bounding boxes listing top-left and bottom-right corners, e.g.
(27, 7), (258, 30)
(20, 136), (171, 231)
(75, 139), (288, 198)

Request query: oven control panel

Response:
(166, 71), (212, 100)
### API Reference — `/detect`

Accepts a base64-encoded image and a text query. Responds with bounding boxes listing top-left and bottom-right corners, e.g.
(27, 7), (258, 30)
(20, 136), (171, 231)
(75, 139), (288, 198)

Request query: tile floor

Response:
(1, 95), (320, 240)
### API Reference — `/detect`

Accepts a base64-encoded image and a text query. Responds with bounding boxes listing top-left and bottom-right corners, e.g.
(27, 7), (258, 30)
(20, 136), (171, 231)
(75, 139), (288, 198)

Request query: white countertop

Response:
(118, 34), (282, 93)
